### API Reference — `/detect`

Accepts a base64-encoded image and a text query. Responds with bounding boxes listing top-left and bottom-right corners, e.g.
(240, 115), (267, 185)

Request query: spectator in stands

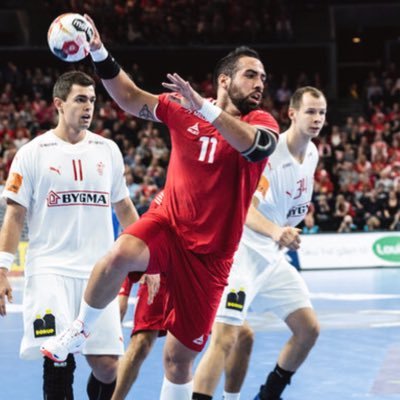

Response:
(364, 215), (381, 232)
(354, 153), (372, 174)
(337, 214), (357, 233)
(302, 212), (319, 234)
(382, 189), (399, 229)
(275, 78), (292, 107)
(333, 194), (353, 229)
(359, 189), (384, 226)
(316, 168), (334, 194)
(390, 210), (400, 231)
(314, 194), (333, 231)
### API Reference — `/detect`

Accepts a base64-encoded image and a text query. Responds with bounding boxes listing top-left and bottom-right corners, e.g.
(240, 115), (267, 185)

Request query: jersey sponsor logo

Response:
(187, 122), (200, 135)
(373, 237), (400, 262)
(225, 289), (246, 311)
(40, 142), (58, 147)
(47, 190), (110, 207)
(88, 140), (105, 145)
(5, 172), (23, 194)
(287, 202), (310, 218)
(193, 335), (204, 345)
(33, 309), (56, 338)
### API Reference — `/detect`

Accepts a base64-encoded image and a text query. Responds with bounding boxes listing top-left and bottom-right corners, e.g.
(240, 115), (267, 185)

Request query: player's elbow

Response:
(241, 129), (278, 162)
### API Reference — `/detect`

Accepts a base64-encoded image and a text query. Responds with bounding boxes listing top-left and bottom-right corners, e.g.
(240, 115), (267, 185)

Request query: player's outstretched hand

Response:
(162, 73), (204, 112)
(83, 14), (103, 52)
(0, 269), (13, 316)
(143, 273), (161, 305)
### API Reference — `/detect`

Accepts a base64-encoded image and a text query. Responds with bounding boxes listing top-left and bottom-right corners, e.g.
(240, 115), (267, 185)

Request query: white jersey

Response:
(3, 130), (129, 279)
(240, 131), (319, 266)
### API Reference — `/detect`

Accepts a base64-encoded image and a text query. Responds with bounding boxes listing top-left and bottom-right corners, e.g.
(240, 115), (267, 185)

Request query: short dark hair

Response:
(289, 86), (326, 109)
(213, 46), (261, 89)
(53, 71), (95, 100)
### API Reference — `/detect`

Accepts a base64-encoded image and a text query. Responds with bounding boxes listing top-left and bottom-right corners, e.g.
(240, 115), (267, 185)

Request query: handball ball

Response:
(47, 13), (94, 62)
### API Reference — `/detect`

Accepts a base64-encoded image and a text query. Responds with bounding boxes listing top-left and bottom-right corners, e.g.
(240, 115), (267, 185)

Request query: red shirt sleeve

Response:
(119, 275), (134, 296)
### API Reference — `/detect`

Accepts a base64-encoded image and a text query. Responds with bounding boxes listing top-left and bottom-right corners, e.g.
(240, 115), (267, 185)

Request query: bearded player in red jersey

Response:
(41, 14), (279, 400)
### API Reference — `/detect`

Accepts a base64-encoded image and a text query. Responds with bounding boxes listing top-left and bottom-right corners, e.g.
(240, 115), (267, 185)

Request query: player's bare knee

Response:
(212, 329), (239, 356)
(163, 355), (193, 381)
(111, 235), (149, 272)
(237, 324), (254, 353)
(128, 332), (156, 360)
(87, 355), (118, 383)
(307, 319), (320, 344)
(293, 319), (320, 349)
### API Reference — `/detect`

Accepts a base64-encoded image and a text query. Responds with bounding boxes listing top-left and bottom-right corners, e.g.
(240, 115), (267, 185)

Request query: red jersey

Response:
(154, 93), (279, 259)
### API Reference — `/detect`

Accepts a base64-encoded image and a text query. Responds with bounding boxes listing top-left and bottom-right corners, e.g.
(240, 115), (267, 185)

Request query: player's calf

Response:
(87, 373), (116, 400)
(43, 354), (76, 399)
(254, 364), (293, 400)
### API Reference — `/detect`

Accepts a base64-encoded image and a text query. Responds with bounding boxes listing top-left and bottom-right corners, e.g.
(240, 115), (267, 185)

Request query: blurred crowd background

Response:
(0, 0), (400, 233)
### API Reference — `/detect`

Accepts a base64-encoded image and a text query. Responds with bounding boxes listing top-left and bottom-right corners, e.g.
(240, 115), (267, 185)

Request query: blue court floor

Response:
(1, 267), (400, 399)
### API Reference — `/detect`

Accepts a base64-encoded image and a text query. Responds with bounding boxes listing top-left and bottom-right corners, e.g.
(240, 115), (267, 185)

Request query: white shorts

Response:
(20, 274), (124, 360)
(215, 242), (312, 326)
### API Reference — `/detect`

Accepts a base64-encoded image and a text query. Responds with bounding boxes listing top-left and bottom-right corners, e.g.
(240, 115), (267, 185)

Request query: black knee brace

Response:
(43, 354), (76, 400)
(87, 373), (116, 400)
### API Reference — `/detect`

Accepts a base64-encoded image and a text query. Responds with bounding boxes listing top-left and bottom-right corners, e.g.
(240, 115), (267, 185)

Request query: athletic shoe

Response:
(40, 319), (89, 362)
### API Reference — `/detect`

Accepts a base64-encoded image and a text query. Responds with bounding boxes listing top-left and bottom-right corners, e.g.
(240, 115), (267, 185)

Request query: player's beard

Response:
(228, 87), (260, 115)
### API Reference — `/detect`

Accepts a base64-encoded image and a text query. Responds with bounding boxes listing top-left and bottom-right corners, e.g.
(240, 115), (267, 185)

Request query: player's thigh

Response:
(214, 244), (264, 326)
(261, 257), (312, 320)
(285, 307), (319, 338)
(164, 249), (231, 352)
(122, 212), (171, 274)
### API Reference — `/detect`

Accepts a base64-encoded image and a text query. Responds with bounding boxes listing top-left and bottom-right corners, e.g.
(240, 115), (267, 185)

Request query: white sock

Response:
(159, 376), (193, 400)
(222, 391), (240, 400)
(76, 298), (104, 334)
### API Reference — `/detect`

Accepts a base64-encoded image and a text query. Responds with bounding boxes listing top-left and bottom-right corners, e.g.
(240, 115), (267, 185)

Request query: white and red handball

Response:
(47, 13), (94, 62)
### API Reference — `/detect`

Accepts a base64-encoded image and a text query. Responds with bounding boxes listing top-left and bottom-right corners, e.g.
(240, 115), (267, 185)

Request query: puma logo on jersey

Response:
(187, 123), (200, 135)
(193, 335), (204, 345)
(49, 166), (61, 175)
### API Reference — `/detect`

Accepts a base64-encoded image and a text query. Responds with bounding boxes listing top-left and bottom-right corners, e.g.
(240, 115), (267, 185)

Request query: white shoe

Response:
(40, 319), (89, 362)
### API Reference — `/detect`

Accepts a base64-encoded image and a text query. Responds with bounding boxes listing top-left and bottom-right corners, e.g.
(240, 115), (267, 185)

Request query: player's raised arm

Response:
(162, 70), (279, 159)
(84, 14), (159, 121)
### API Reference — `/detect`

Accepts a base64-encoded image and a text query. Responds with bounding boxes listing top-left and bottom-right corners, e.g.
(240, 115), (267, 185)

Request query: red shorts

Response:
(123, 210), (232, 351)
(132, 276), (167, 337)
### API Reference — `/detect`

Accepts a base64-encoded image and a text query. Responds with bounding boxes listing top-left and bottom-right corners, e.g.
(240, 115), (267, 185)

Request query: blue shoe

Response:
(253, 395), (282, 400)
